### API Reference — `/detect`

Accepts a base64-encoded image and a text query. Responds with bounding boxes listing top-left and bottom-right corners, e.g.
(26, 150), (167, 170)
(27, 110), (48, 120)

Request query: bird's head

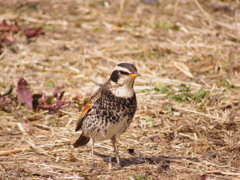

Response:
(109, 63), (141, 89)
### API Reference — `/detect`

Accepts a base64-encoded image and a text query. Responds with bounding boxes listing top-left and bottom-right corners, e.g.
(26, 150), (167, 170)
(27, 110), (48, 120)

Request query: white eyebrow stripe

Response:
(114, 66), (131, 73)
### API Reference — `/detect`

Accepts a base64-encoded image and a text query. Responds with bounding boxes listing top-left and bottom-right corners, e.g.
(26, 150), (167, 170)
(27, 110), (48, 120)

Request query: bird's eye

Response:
(119, 71), (129, 75)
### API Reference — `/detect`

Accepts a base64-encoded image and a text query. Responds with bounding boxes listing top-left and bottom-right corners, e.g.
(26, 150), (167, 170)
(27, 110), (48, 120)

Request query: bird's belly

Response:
(89, 116), (129, 141)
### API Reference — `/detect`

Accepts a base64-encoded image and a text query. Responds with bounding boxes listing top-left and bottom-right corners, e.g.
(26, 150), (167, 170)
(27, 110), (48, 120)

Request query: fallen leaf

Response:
(56, 100), (65, 108)
(37, 98), (65, 112)
(0, 35), (15, 45)
(25, 27), (44, 38)
(52, 86), (59, 98)
(200, 174), (206, 180)
(58, 91), (65, 100)
(16, 78), (33, 110)
(0, 20), (20, 33)
(16, 78), (66, 112)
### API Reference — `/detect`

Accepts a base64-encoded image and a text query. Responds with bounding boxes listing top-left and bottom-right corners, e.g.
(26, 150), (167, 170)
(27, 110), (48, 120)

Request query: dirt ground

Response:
(0, 0), (240, 179)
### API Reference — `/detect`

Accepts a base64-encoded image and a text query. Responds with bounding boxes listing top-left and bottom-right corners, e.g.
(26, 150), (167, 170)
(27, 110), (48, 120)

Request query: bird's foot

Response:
(109, 162), (123, 170)
(114, 163), (123, 169)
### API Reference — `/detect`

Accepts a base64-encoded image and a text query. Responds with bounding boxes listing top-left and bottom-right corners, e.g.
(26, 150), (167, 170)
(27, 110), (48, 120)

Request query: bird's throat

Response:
(114, 86), (134, 97)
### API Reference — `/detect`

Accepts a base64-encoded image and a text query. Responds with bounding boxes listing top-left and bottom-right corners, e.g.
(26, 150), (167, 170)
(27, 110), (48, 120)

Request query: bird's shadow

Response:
(93, 150), (199, 168)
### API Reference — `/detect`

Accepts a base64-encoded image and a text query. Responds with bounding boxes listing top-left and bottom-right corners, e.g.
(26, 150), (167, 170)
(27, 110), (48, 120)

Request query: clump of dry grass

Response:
(0, 0), (240, 179)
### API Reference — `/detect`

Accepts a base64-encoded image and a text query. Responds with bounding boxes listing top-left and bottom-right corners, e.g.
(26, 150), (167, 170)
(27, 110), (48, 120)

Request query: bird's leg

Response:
(89, 138), (97, 172)
(111, 136), (121, 168)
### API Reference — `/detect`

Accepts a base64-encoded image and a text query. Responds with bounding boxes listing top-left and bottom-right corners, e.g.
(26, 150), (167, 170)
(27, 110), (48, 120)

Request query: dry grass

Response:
(0, 0), (240, 179)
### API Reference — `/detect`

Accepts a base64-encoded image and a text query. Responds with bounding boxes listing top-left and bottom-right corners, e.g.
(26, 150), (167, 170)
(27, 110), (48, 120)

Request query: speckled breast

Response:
(82, 90), (137, 141)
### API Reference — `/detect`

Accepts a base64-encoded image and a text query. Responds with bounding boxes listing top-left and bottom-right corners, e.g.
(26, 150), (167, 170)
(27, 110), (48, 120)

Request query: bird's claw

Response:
(109, 162), (123, 170)
(114, 163), (123, 169)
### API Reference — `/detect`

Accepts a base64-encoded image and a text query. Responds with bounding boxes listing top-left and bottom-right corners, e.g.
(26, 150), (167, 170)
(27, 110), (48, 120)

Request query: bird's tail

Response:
(73, 133), (90, 148)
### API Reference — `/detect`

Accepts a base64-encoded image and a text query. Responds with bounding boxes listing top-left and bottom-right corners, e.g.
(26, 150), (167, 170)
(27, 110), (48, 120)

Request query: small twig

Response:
(66, 118), (76, 127)
(0, 49), (8, 60)
(234, 10), (240, 39)
(33, 124), (51, 131)
(194, 0), (212, 27)
(119, 0), (125, 15)
(206, 170), (240, 176)
(218, 172), (240, 176)
(173, 106), (225, 121)
(26, 138), (57, 160)
(202, 160), (239, 170)
(113, 50), (143, 56)
(0, 148), (30, 156)
(173, 0), (180, 16)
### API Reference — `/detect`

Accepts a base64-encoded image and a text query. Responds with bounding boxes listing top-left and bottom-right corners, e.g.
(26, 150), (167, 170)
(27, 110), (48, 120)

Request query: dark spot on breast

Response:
(103, 110), (107, 115)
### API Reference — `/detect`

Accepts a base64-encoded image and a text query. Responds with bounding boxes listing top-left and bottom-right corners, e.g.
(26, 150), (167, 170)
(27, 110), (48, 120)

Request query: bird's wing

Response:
(75, 87), (102, 131)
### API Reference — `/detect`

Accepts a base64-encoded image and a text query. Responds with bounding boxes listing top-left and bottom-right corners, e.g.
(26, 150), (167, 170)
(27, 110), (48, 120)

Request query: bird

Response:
(73, 63), (140, 170)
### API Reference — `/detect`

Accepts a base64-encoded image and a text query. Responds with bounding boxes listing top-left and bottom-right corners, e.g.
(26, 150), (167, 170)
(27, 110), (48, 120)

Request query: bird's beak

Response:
(129, 72), (141, 77)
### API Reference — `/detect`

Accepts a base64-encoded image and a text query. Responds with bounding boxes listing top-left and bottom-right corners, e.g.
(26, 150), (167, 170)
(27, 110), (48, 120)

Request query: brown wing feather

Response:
(75, 87), (102, 131)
